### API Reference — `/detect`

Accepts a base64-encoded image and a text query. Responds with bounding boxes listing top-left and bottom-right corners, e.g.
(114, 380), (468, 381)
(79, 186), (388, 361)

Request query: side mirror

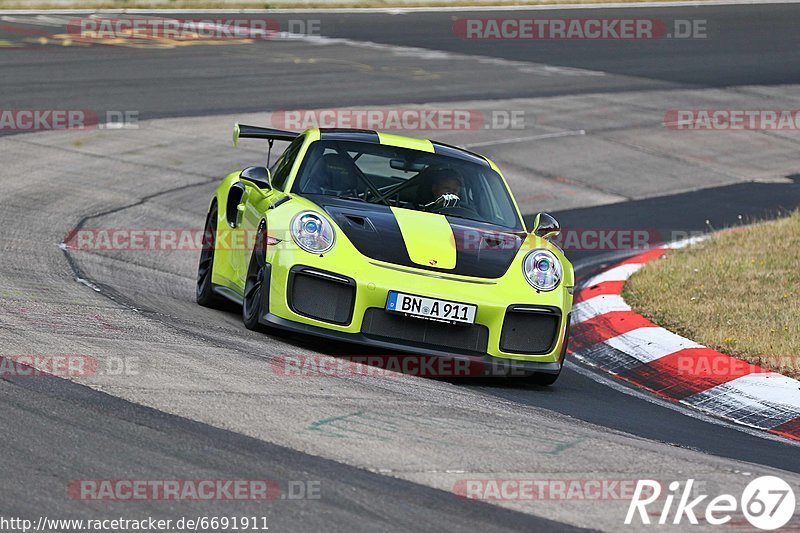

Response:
(532, 212), (560, 240)
(239, 166), (272, 191)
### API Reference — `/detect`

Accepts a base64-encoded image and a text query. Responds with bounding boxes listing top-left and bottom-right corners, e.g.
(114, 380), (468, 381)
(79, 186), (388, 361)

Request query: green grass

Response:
(624, 211), (800, 378)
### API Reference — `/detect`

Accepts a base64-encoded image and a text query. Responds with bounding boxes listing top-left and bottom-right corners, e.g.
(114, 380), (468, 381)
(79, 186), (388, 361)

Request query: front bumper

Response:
(263, 245), (572, 366)
(261, 312), (563, 376)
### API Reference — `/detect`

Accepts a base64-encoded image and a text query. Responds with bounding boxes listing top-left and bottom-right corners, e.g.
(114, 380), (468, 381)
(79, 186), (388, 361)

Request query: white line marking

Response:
(681, 375), (800, 430)
(705, 373), (800, 411)
(605, 326), (702, 364)
(0, 12), (605, 77)
(584, 262), (642, 285)
(665, 235), (710, 249)
(571, 294), (630, 324)
(76, 277), (101, 292)
(298, 35), (606, 77)
(1, 14), (75, 25)
(462, 130), (585, 149)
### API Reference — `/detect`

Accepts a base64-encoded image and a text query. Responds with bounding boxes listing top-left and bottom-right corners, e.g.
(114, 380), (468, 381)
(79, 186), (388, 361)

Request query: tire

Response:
(527, 371), (560, 386)
(528, 325), (569, 386)
(242, 222), (269, 331)
(196, 204), (225, 308)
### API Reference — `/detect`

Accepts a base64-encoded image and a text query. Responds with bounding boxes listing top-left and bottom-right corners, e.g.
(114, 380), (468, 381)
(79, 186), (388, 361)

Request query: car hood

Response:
(305, 195), (525, 279)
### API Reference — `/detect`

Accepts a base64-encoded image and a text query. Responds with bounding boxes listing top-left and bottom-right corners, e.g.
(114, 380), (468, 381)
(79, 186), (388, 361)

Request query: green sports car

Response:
(196, 124), (574, 384)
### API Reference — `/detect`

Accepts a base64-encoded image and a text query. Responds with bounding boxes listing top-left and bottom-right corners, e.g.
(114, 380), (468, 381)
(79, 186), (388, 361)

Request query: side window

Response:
(270, 136), (304, 191)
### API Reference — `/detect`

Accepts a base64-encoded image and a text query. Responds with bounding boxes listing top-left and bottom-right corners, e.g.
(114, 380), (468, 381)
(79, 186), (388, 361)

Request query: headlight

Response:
(291, 211), (335, 254)
(522, 249), (562, 291)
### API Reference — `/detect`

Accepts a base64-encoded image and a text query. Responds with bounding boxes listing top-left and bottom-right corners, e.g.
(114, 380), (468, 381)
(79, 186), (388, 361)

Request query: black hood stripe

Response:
(308, 195), (522, 279)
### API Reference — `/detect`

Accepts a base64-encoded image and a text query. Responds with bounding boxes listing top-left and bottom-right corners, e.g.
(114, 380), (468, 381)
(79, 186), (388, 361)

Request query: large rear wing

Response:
(233, 123), (298, 147)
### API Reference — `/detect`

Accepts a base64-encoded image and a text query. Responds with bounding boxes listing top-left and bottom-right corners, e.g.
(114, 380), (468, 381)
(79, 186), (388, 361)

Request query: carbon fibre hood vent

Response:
(307, 195), (524, 279)
(342, 214), (377, 232)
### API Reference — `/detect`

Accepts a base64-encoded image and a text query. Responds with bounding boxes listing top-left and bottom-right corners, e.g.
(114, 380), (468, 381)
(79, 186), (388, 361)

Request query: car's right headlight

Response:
(291, 210), (335, 254)
(522, 249), (562, 291)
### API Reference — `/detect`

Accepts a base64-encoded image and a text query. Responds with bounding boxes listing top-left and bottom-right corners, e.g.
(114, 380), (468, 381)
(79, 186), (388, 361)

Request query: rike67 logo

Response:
(626, 476), (796, 530)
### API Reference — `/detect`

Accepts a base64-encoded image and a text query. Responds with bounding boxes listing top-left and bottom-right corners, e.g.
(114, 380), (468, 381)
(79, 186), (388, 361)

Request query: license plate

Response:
(386, 291), (477, 324)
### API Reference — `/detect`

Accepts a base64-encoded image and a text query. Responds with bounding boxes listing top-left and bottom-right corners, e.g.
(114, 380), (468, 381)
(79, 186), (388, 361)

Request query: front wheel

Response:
(529, 327), (568, 386)
(527, 371), (560, 386)
(196, 205), (225, 308)
(242, 222), (269, 331)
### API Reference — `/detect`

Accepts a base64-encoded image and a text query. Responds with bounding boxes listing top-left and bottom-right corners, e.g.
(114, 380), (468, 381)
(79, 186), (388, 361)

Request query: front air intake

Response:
(288, 267), (355, 325)
(500, 306), (561, 354)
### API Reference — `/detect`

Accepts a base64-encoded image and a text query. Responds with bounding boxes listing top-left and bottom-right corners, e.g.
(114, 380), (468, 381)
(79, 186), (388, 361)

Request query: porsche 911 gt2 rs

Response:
(196, 124), (574, 384)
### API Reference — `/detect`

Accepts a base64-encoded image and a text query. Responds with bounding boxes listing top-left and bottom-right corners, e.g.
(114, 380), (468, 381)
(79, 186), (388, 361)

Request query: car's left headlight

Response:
(291, 210), (335, 253)
(523, 249), (562, 291)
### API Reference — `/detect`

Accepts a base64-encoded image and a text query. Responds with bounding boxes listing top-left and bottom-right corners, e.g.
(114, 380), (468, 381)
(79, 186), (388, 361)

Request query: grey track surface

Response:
(1, 4), (800, 120)
(0, 363), (574, 532)
(2, 5), (800, 531)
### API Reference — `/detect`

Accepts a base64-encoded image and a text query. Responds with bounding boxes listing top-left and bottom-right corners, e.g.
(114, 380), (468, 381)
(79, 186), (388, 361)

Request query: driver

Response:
(431, 174), (462, 198)
(418, 168), (463, 210)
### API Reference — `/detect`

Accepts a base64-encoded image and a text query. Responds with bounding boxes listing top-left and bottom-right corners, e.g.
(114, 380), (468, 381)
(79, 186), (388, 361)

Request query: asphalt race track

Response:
(2, 4), (800, 119)
(2, 4), (800, 531)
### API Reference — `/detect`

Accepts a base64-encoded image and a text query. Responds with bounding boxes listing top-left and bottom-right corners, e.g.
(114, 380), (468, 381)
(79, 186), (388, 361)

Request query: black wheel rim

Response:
(197, 209), (216, 295)
(243, 227), (267, 322)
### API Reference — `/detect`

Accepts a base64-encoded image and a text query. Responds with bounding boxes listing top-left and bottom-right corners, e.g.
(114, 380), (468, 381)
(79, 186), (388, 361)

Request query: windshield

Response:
(292, 139), (522, 230)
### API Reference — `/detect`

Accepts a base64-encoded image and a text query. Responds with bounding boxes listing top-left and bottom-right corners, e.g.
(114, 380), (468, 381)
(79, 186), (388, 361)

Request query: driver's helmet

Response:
(306, 153), (359, 196)
(416, 167), (464, 207)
